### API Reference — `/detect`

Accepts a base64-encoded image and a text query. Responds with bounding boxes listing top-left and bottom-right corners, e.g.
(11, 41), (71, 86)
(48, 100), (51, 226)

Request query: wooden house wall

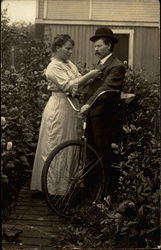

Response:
(41, 0), (159, 24)
(133, 26), (160, 79)
(44, 25), (131, 66)
(38, 0), (44, 18)
(43, 24), (160, 79)
(36, 0), (160, 79)
(91, 0), (159, 23)
(47, 0), (89, 20)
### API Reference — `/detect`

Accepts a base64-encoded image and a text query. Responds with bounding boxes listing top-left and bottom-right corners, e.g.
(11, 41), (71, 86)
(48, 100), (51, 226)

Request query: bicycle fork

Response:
(81, 118), (87, 170)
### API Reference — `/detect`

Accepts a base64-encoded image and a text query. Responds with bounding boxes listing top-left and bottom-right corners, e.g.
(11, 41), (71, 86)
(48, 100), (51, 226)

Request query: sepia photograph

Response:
(1, 0), (160, 248)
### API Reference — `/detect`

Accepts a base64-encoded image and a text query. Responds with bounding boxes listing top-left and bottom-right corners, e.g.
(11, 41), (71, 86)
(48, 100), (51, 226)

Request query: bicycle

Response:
(41, 90), (135, 219)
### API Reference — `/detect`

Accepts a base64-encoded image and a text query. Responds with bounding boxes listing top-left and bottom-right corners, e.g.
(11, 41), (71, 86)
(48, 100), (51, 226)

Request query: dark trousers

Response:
(86, 106), (123, 195)
(86, 105), (122, 159)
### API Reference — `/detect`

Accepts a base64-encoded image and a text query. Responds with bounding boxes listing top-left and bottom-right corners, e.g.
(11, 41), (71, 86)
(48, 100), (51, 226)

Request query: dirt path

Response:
(2, 181), (75, 249)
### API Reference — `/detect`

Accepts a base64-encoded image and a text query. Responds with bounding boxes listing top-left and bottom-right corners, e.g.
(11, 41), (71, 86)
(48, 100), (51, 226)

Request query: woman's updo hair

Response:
(52, 34), (75, 52)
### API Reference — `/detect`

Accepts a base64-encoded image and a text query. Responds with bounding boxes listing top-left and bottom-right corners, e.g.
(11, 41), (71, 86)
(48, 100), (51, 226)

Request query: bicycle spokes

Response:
(42, 141), (104, 218)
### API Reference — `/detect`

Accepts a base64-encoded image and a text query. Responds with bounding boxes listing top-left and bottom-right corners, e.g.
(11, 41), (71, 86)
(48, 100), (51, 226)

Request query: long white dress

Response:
(30, 58), (82, 193)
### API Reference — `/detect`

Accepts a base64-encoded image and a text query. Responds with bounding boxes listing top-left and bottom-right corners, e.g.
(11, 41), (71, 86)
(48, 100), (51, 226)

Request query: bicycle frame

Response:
(67, 89), (136, 166)
(42, 90), (136, 218)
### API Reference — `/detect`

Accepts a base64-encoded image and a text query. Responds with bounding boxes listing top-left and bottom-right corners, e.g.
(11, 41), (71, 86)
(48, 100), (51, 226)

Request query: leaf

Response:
(138, 206), (144, 219)
(6, 162), (15, 169)
(2, 174), (9, 183)
(77, 240), (83, 246)
(130, 124), (137, 131)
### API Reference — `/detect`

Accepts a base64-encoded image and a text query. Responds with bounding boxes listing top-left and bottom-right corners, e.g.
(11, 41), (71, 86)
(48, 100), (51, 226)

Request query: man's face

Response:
(94, 39), (111, 60)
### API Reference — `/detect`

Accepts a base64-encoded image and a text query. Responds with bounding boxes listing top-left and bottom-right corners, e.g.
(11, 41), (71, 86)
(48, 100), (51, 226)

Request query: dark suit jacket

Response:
(85, 54), (126, 155)
(85, 54), (125, 116)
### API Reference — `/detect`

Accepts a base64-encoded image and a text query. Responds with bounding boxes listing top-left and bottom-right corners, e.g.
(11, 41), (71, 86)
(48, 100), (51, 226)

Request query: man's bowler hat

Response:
(90, 27), (118, 43)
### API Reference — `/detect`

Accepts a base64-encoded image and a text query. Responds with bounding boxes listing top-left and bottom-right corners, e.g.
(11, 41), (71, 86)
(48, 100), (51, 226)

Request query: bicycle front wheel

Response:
(41, 140), (105, 219)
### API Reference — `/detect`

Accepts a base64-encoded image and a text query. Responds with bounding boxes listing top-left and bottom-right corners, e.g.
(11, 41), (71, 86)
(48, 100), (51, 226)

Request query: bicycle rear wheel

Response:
(41, 139), (105, 219)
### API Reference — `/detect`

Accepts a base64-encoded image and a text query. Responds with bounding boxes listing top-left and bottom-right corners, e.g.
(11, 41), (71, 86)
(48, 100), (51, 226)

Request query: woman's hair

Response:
(52, 34), (75, 52)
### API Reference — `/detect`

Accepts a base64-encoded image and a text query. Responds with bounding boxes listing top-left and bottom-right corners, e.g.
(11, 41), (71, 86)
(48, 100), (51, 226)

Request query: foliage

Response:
(63, 68), (160, 248)
(1, 10), (51, 212)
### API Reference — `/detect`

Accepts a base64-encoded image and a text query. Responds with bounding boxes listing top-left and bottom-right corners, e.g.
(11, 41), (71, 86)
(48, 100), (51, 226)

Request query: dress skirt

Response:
(30, 92), (81, 194)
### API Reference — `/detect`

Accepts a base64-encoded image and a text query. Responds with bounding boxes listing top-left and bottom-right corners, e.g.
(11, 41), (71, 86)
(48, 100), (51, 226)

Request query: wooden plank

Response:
(3, 220), (69, 230)
(2, 181), (70, 248)
(18, 192), (43, 197)
(2, 243), (52, 250)
(8, 214), (60, 221)
(16, 199), (47, 206)
(92, 0), (159, 23)
(12, 209), (52, 216)
(15, 199), (47, 204)
(2, 224), (54, 233)
(2, 243), (27, 249)
(3, 221), (69, 232)
(2, 237), (52, 246)
(47, 0), (89, 20)
(14, 200), (47, 206)
(6, 219), (54, 227)
(3, 229), (58, 239)
(13, 203), (48, 209)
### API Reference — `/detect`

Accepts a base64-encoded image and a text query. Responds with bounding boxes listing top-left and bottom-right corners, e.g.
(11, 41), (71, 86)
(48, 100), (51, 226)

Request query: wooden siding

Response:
(38, 0), (44, 18)
(47, 0), (89, 20)
(44, 25), (128, 66)
(43, 24), (160, 79)
(92, 0), (160, 23)
(44, 24), (95, 66)
(133, 27), (160, 79)
(38, 0), (160, 24)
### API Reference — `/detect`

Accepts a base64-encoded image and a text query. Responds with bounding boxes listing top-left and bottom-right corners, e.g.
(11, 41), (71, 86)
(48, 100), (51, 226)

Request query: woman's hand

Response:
(77, 69), (102, 88)
(88, 69), (102, 79)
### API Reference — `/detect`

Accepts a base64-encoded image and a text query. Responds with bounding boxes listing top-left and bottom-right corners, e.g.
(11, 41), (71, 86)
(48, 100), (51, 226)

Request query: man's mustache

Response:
(95, 52), (101, 56)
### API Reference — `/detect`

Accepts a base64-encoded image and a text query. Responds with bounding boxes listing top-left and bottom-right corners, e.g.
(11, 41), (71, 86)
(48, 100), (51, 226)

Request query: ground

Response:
(2, 181), (78, 249)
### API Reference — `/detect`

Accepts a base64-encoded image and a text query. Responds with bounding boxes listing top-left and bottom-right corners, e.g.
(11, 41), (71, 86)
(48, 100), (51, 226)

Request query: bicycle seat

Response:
(120, 92), (136, 104)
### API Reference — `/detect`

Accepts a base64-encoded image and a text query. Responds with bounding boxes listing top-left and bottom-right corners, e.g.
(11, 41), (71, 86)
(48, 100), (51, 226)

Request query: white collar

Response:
(100, 53), (112, 64)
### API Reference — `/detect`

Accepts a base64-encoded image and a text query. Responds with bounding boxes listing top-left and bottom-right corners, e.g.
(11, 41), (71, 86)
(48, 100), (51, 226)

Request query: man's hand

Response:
(80, 104), (90, 114)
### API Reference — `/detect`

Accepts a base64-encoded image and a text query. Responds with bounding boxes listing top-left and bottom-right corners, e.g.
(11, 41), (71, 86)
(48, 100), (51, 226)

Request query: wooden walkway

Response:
(2, 181), (73, 249)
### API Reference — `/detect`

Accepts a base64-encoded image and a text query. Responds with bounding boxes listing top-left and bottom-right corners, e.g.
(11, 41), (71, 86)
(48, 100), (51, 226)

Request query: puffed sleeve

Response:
(45, 62), (82, 97)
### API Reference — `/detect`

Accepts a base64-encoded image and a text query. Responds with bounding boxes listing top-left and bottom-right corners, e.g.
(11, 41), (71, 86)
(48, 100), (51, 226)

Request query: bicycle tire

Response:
(41, 139), (105, 219)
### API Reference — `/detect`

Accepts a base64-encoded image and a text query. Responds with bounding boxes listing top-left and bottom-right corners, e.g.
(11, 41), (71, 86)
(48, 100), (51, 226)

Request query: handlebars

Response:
(67, 90), (135, 113)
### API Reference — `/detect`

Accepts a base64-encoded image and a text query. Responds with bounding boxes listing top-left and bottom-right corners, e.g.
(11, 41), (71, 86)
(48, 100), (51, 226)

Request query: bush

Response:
(1, 10), (51, 212)
(63, 68), (160, 248)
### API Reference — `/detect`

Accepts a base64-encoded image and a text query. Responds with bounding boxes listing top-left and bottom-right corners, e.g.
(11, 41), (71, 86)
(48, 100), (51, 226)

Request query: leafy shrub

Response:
(63, 68), (160, 248)
(1, 10), (51, 212)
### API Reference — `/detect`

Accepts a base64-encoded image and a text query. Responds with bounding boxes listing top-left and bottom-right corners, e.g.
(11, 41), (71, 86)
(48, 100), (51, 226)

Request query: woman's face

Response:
(57, 41), (73, 62)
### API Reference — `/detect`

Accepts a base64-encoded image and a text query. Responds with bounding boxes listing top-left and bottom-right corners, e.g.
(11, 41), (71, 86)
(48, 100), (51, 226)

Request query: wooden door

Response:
(113, 34), (129, 64)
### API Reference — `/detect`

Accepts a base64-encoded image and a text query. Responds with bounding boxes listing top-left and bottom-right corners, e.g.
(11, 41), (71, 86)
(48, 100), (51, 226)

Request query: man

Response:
(81, 27), (126, 180)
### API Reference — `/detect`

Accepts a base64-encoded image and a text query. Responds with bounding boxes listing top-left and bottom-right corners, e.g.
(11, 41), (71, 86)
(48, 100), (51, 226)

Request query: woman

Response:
(30, 34), (101, 194)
